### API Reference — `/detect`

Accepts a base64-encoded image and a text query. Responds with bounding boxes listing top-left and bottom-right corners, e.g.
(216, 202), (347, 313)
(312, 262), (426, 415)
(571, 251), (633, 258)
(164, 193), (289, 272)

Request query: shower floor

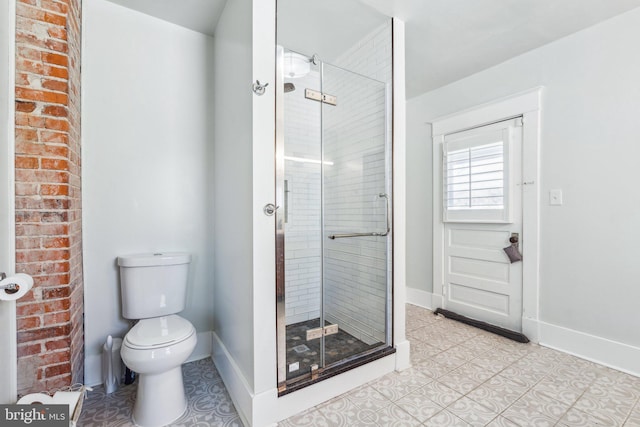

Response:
(285, 319), (382, 381)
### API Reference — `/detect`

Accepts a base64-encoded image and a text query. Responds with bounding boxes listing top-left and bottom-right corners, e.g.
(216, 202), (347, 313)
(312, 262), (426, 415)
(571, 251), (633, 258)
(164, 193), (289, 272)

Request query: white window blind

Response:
(443, 122), (515, 223)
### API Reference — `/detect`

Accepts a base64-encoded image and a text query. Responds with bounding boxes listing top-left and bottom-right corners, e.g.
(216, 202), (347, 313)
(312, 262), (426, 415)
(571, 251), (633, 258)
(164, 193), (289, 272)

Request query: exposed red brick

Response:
(45, 337), (71, 351)
(16, 223), (69, 236)
(16, 237), (41, 250)
(18, 343), (42, 357)
(44, 117), (69, 131)
(43, 237), (70, 249)
(40, 158), (69, 170)
(16, 100), (37, 113)
(15, 169), (69, 184)
(15, 0), (82, 395)
(15, 87), (68, 105)
(17, 316), (41, 330)
(42, 105), (67, 117)
(39, 130), (68, 143)
(33, 273), (71, 287)
(39, 184), (68, 196)
(42, 286), (70, 300)
(44, 310), (71, 325)
(15, 156), (39, 169)
(15, 128), (38, 142)
(47, 26), (68, 41)
(16, 302), (43, 317)
(42, 79), (67, 92)
(44, 362), (71, 379)
(17, 324), (71, 344)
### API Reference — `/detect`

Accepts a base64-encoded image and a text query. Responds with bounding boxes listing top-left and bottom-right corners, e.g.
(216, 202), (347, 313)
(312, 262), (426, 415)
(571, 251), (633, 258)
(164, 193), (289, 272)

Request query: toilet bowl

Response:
(121, 315), (197, 427)
(117, 252), (195, 427)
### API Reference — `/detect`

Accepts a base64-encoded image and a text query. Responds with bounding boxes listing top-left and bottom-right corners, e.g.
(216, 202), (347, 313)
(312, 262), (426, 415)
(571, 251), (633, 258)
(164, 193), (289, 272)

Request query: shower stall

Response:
(275, 46), (393, 391)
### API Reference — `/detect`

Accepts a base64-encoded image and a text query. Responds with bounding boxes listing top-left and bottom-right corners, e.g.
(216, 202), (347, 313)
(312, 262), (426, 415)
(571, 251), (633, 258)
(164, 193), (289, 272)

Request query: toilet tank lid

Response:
(117, 252), (191, 267)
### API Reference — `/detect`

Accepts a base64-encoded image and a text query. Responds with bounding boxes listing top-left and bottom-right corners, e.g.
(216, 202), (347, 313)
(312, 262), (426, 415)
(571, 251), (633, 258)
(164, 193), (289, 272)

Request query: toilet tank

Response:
(117, 252), (191, 319)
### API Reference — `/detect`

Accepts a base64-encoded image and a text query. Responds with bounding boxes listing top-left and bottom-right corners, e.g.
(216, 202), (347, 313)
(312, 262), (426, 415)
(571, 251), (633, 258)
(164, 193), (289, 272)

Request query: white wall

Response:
(211, 0), (255, 392)
(82, 0), (215, 385)
(407, 7), (640, 356)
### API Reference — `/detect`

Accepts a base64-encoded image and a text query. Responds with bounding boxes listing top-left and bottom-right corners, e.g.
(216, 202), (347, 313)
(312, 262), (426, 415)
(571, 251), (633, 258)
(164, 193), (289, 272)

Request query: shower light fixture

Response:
(284, 52), (311, 78)
(284, 155), (333, 166)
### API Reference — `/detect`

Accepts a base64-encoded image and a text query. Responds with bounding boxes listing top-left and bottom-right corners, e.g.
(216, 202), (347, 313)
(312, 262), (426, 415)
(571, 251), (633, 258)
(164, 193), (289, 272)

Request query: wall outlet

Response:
(324, 324), (339, 336)
(306, 327), (323, 341)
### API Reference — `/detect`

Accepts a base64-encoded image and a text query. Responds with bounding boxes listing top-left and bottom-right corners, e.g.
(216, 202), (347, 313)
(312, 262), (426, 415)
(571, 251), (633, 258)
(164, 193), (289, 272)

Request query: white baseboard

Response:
(406, 288), (433, 310)
(522, 317), (540, 343)
(84, 330), (213, 388)
(85, 353), (102, 387)
(538, 321), (640, 377)
(211, 332), (254, 427)
(213, 330), (398, 426)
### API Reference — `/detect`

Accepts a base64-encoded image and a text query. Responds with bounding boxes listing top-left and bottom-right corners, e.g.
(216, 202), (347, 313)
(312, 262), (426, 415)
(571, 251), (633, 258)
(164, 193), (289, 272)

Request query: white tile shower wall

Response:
(284, 70), (322, 325)
(322, 22), (392, 345)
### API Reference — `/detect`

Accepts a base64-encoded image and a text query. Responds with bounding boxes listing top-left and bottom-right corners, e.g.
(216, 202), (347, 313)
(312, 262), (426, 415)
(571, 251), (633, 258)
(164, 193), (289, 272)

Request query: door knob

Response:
(263, 203), (279, 216)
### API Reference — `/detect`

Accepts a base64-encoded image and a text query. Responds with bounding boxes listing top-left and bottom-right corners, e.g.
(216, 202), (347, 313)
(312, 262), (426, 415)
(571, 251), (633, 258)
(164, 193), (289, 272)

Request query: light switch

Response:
(549, 189), (563, 206)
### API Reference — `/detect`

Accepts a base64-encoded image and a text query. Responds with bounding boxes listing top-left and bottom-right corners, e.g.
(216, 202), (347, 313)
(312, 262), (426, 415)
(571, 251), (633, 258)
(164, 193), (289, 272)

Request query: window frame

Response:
(442, 120), (516, 224)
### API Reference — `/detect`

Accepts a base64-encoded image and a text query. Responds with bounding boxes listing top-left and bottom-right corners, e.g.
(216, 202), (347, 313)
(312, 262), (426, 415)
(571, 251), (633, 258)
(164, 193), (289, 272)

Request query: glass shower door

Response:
(276, 47), (391, 390)
(321, 63), (390, 365)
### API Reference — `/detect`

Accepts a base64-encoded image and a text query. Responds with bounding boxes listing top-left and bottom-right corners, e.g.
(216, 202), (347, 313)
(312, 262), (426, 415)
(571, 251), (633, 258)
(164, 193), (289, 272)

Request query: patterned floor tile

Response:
(531, 376), (588, 406)
(447, 396), (498, 426)
(485, 415), (519, 427)
(365, 404), (422, 426)
(316, 396), (378, 426)
(467, 377), (527, 413)
(420, 379), (464, 408)
(78, 358), (241, 427)
(423, 410), (471, 426)
(511, 389), (571, 421)
(559, 407), (622, 426)
(279, 408), (331, 427)
(346, 385), (393, 412)
(394, 388), (443, 422)
(437, 363), (493, 395)
(369, 370), (430, 401)
(573, 391), (635, 424)
(78, 305), (640, 427)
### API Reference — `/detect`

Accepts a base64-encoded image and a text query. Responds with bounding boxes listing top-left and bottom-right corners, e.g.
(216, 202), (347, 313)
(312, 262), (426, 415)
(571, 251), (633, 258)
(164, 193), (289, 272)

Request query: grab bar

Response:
(328, 193), (390, 240)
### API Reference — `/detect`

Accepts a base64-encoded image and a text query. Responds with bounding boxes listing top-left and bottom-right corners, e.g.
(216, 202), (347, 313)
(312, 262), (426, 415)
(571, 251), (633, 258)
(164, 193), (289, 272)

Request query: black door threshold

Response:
(434, 308), (529, 343)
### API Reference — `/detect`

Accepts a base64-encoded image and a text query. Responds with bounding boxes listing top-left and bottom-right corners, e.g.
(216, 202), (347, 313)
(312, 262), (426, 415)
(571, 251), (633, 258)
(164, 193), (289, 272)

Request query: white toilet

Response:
(118, 252), (197, 427)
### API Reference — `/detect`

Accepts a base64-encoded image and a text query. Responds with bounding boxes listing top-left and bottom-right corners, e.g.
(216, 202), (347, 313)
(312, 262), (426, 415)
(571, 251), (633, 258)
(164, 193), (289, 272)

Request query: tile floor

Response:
(79, 304), (640, 426)
(78, 358), (242, 426)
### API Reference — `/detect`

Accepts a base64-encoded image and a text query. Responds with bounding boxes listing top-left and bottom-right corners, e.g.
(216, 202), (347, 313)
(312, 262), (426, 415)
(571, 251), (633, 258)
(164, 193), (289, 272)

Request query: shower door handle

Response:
(328, 193), (390, 239)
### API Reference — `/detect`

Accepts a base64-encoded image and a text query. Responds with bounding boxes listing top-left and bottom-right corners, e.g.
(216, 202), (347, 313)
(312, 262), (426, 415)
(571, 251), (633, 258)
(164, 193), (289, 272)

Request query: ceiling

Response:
(106, 0), (640, 98)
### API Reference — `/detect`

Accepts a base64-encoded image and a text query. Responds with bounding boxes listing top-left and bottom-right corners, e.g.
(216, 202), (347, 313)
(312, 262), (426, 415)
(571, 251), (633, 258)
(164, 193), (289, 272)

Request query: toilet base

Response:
(132, 367), (187, 427)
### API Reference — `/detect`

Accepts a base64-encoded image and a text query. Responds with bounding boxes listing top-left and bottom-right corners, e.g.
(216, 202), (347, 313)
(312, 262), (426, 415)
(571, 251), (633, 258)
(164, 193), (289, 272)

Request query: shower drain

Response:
(292, 344), (310, 353)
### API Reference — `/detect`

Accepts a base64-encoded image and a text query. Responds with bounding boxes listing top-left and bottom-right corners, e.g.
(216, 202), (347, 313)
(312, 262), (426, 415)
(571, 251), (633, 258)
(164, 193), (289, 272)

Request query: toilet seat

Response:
(124, 315), (195, 350)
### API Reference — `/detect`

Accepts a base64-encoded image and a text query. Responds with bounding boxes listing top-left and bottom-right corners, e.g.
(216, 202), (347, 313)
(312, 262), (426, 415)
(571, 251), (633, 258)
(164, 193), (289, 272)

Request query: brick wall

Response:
(13, 0), (83, 395)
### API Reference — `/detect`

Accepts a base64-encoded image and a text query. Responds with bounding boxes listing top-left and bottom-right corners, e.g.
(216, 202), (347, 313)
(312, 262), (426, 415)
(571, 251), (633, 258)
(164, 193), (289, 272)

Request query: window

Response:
(443, 121), (516, 223)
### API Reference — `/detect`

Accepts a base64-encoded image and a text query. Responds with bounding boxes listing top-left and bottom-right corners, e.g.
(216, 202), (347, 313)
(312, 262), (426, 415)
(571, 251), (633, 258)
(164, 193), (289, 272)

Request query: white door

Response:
(442, 118), (523, 332)
(1, 0), (17, 404)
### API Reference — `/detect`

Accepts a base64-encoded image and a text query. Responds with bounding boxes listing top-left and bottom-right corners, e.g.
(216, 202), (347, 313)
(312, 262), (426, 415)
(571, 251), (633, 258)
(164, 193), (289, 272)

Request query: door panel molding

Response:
(431, 87), (542, 340)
